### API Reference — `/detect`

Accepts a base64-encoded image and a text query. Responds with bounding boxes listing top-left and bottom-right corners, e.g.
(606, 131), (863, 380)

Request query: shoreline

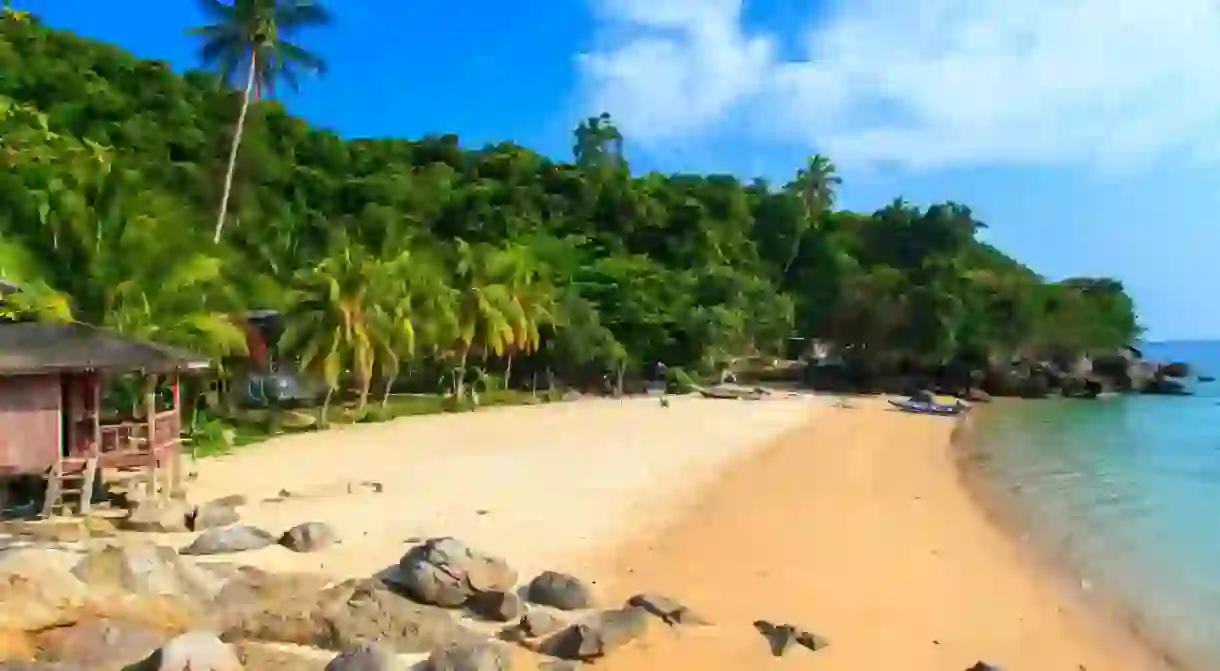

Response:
(951, 404), (1195, 670)
(588, 396), (1173, 670)
(6, 394), (1188, 668)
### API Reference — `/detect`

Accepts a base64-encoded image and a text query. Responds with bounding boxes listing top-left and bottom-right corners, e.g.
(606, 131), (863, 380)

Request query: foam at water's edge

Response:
(950, 404), (1194, 671)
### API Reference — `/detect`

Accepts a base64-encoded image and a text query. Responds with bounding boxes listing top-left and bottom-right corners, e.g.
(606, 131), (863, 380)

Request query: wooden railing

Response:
(97, 410), (181, 457)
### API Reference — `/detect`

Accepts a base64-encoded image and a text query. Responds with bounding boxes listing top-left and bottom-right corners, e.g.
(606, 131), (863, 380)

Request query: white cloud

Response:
(577, 0), (1220, 171)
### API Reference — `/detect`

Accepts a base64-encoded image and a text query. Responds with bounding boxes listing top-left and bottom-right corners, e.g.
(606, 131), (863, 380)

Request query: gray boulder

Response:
(539, 607), (650, 660)
(181, 526), (277, 556)
(212, 568), (338, 646)
(500, 609), (565, 642)
(752, 620), (828, 657)
(122, 499), (191, 533)
(189, 500), (242, 531)
(525, 571), (593, 610)
(467, 590), (522, 622)
(386, 537), (516, 608)
(320, 580), (483, 653)
(520, 610), (565, 638)
(279, 522), (337, 553)
(626, 593), (709, 626)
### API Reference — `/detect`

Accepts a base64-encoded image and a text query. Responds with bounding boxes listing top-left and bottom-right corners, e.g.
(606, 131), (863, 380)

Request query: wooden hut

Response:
(0, 322), (209, 516)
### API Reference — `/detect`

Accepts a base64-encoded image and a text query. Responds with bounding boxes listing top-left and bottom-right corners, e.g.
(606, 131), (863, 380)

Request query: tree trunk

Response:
(454, 349), (469, 400)
(615, 364), (625, 398)
(504, 353), (514, 388)
(213, 52), (257, 244)
(319, 388), (333, 429)
(381, 374), (397, 409)
(780, 223), (806, 279)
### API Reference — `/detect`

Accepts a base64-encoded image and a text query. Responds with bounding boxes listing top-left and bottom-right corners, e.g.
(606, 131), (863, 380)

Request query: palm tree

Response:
(781, 155), (841, 278)
(3, 94), (247, 353)
(367, 250), (459, 408)
(279, 238), (376, 425)
(450, 241), (519, 400)
(190, 0), (331, 243)
(2, 0), (30, 22)
(498, 243), (557, 383)
(0, 236), (72, 323)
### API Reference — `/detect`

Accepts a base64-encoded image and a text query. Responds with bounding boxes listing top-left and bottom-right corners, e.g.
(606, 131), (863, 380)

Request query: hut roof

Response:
(0, 322), (210, 376)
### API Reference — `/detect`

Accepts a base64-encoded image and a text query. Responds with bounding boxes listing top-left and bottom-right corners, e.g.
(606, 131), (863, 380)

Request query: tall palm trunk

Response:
(381, 372), (397, 409)
(213, 52), (257, 244)
(319, 387), (333, 428)
(456, 349), (469, 399)
(780, 208), (814, 279)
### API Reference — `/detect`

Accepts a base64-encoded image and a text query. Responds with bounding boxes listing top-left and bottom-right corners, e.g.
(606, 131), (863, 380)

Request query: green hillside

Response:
(0, 12), (1140, 409)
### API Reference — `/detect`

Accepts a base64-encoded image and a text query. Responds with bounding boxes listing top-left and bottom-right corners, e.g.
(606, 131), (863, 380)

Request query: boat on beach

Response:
(888, 398), (970, 416)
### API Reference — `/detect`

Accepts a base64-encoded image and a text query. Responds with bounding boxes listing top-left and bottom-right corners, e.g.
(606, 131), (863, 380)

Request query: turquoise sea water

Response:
(971, 341), (1220, 669)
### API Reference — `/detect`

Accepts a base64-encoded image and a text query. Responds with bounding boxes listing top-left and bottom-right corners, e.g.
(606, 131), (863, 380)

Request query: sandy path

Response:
(593, 397), (1171, 671)
(178, 396), (821, 580)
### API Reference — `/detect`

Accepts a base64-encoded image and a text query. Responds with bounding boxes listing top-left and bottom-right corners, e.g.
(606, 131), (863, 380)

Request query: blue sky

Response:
(20, 0), (1220, 340)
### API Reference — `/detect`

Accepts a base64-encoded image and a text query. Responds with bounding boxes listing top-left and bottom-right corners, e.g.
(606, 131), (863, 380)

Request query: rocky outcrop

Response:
(0, 531), (951, 669)
(72, 544), (224, 603)
(1158, 361), (1191, 378)
(801, 346), (1196, 400)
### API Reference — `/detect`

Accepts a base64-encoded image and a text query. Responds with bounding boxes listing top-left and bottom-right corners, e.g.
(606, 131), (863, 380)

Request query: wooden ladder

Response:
(40, 455), (100, 518)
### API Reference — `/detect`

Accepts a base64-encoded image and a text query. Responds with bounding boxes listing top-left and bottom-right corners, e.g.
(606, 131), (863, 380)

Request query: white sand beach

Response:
(176, 395), (822, 581)
(1, 394), (1178, 669)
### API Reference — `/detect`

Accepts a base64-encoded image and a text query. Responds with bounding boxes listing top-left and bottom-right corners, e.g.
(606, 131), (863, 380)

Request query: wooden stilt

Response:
(171, 375), (184, 498)
(78, 455), (98, 515)
(145, 374), (158, 498)
(40, 460), (61, 519)
(79, 376), (103, 515)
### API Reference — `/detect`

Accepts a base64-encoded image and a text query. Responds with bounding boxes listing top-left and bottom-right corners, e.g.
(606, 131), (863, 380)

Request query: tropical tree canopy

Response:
(0, 12), (1142, 406)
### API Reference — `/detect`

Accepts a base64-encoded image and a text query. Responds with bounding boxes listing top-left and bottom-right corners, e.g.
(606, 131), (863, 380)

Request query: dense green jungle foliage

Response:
(0, 11), (1141, 418)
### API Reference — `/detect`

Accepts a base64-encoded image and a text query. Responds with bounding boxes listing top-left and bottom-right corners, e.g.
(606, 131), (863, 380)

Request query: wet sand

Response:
(593, 396), (1171, 670)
